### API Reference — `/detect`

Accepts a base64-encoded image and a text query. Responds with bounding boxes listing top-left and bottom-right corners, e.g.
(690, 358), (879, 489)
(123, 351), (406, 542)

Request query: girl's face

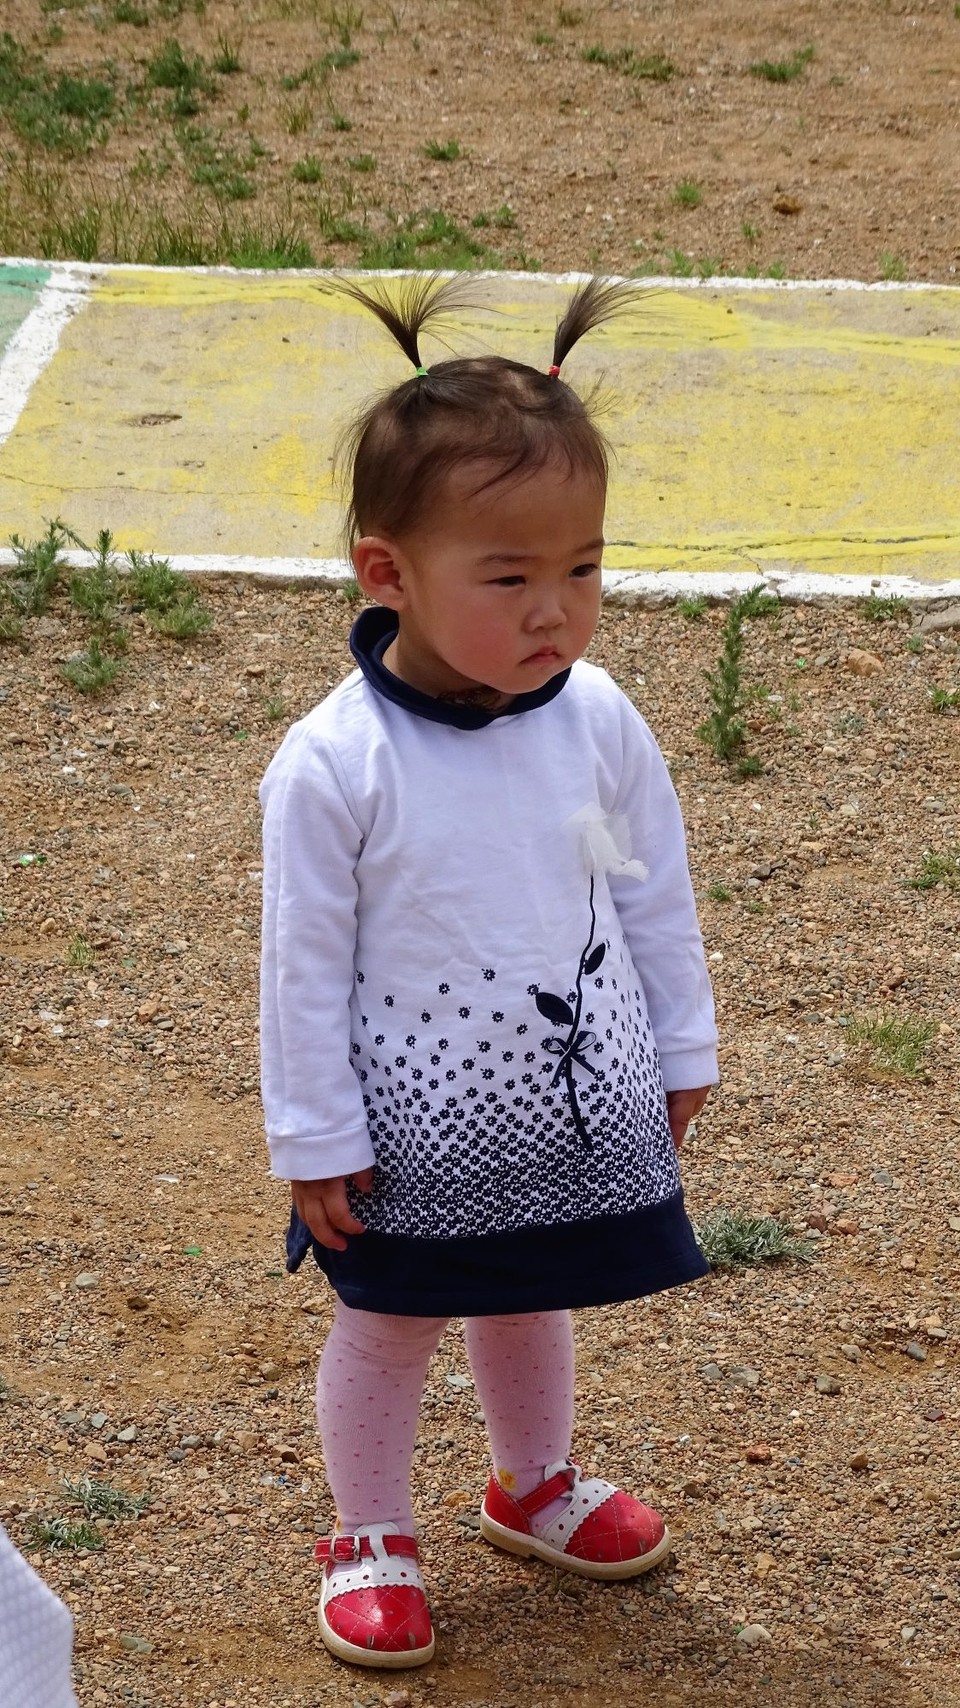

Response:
(355, 460), (606, 703)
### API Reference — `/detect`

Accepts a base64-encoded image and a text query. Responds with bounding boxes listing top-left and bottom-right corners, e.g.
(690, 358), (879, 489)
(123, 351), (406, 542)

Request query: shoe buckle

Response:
(315, 1534), (363, 1564)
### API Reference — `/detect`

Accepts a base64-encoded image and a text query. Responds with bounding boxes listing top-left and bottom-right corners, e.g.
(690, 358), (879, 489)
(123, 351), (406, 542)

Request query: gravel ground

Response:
(1, 582), (959, 1707)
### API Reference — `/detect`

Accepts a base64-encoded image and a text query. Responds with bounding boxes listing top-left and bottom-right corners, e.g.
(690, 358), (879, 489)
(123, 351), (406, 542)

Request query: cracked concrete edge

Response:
(2, 549), (959, 611)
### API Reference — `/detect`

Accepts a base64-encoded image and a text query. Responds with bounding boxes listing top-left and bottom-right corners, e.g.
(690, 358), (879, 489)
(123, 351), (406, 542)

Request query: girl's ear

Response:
(352, 535), (408, 610)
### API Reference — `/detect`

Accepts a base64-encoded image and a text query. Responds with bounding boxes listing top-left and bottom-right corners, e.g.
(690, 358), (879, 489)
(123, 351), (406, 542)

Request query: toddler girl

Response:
(259, 276), (718, 1669)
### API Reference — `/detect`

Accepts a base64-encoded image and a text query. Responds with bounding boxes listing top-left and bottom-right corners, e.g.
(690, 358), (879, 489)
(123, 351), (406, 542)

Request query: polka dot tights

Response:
(316, 1303), (575, 1535)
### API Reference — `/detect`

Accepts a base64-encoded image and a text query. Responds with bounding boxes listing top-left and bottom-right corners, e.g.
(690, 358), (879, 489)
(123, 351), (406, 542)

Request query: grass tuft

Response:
(677, 594), (707, 620)
(61, 1474), (149, 1519)
(862, 591), (907, 622)
(582, 44), (674, 80)
(907, 846), (960, 891)
(696, 1209), (814, 1269)
(673, 178), (703, 208)
(24, 1515), (104, 1552)
(749, 45), (815, 83)
(68, 933), (96, 969)
(422, 137), (462, 161)
(845, 1010), (936, 1078)
(929, 687), (960, 713)
(697, 585), (779, 767)
(59, 637), (123, 694)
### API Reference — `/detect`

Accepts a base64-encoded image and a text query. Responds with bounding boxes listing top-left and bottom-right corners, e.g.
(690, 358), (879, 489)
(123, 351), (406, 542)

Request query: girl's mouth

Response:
(523, 647), (560, 664)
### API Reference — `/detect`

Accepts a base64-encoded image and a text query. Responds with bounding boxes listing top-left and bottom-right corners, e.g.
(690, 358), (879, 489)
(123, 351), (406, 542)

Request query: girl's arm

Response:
(608, 702), (719, 1094)
(259, 731), (376, 1183)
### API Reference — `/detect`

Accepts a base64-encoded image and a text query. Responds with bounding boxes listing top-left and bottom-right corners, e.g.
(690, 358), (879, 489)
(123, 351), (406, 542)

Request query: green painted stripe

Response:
(0, 263), (52, 357)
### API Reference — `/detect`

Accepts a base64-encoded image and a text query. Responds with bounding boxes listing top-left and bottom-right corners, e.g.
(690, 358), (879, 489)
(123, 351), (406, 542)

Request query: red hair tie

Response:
(547, 364), (561, 378)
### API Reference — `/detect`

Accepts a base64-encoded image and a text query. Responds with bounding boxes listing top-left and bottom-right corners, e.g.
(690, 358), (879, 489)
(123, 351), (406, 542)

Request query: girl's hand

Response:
(666, 1087), (711, 1150)
(292, 1170), (374, 1252)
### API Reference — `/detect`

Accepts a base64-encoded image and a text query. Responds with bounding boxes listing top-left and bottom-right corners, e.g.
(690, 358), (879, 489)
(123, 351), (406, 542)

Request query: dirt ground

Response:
(1, 579), (959, 1708)
(1, 0), (959, 278)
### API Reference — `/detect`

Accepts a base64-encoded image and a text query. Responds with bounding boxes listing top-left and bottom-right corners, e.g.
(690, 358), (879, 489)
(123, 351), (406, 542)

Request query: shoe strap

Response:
(513, 1462), (577, 1519)
(315, 1533), (420, 1566)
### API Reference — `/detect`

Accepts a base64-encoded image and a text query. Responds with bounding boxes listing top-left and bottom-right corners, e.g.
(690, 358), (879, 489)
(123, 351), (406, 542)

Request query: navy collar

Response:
(349, 607), (571, 730)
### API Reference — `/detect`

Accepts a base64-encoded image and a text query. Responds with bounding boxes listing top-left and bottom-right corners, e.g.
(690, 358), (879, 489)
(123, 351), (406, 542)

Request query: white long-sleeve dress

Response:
(259, 607), (718, 1315)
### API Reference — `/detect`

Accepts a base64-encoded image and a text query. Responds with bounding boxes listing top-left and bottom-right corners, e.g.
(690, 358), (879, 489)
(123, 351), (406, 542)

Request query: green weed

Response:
(666, 247), (694, 277)
(67, 934), (96, 969)
(582, 44), (674, 80)
(907, 846), (960, 891)
(741, 220), (760, 241)
(845, 1010), (935, 1078)
(212, 31), (243, 74)
(281, 95), (312, 136)
(707, 882), (732, 902)
(261, 693), (287, 722)
(673, 177), (703, 208)
(68, 527), (122, 623)
(862, 590), (907, 622)
(357, 207), (496, 270)
(880, 251), (906, 282)
(0, 35), (116, 153)
(423, 138), (462, 161)
(6, 520), (67, 616)
(147, 37), (205, 95)
(749, 46), (815, 83)
(697, 584), (779, 767)
(292, 154), (324, 182)
(59, 638), (122, 694)
(556, 4), (583, 22)
(533, 30), (556, 46)
(930, 686), (960, 712)
(340, 577), (363, 603)
(149, 598), (213, 638)
(696, 1209), (813, 1269)
(677, 594), (707, 620)
(347, 152), (376, 171)
(330, 109), (352, 129)
(61, 1474), (149, 1519)
(114, 0), (150, 22)
(24, 1516), (104, 1552)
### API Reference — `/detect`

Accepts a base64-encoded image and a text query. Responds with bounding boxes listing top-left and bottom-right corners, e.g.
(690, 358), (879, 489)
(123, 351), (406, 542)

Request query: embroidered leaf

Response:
(584, 942), (606, 975)
(536, 991), (574, 1026)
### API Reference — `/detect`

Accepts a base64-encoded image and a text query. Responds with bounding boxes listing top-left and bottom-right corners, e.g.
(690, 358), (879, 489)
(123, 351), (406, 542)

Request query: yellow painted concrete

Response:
(1, 270), (958, 579)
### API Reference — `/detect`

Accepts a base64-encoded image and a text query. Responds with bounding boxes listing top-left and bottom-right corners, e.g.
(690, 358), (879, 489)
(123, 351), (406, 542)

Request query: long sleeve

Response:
(608, 703), (719, 1093)
(259, 730), (376, 1181)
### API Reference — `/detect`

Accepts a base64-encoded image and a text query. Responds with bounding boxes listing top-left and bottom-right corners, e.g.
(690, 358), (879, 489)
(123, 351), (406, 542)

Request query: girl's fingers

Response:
(322, 1182), (366, 1237)
(353, 1167), (375, 1194)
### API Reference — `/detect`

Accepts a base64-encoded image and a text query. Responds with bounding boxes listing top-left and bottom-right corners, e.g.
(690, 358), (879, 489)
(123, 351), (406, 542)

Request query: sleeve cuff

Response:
(267, 1126), (376, 1182)
(658, 1044), (720, 1094)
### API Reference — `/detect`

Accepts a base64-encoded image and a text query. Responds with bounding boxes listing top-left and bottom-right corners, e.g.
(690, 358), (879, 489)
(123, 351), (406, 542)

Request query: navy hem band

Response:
(349, 606), (571, 730)
(285, 1191), (709, 1317)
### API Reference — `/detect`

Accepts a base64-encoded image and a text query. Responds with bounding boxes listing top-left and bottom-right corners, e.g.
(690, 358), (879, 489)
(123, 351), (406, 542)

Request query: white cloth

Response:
(260, 660), (718, 1238)
(0, 1525), (78, 1708)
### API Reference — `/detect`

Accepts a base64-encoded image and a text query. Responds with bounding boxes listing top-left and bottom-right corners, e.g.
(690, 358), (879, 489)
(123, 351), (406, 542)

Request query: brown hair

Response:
(328, 274), (640, 550)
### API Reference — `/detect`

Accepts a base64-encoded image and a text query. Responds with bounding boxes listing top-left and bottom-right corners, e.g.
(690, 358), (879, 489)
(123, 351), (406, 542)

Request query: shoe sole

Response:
(479, 1507), (672, 1580)
(318, 1602), (435, 1669)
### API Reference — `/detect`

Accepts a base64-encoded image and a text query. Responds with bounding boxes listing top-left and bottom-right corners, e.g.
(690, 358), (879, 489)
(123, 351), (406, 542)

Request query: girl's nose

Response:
(526, 594), (566, 631)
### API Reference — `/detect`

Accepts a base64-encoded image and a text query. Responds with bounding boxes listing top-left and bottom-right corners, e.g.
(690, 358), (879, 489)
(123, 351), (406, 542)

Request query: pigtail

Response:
(551, 277), (640, 373)
(323, 272), (478, 373)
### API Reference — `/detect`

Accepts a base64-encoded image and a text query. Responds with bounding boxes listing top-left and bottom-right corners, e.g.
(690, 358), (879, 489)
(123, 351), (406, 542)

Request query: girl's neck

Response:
(382, 633), (512, 714)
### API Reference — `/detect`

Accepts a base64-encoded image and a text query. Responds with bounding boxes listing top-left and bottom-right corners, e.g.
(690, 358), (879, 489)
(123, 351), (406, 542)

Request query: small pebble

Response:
(72, 1272), (100, 1291)
(736, 1623), (772, 1646)
(816, 1374), (842, 1395)
(905, 1341), (927, 1362)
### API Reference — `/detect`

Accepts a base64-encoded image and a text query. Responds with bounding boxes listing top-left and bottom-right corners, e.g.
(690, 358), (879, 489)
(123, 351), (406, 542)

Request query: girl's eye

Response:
(572, 562), (599, 578)
(492, 575), (525, 587)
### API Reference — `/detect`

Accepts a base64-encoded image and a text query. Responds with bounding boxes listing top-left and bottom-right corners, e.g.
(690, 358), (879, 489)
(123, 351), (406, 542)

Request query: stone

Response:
(117, 1426), (137, 1443)
(701, 1362), (723, 1383)
(84, 1442), (107, 1464)
(833, 1216), (860, 1236)
(905, 1341), (927, 1362)
(736, 1622), (772, 1646)
(90, 1412), (108, 1430)
(119, 1634), (153, 1655)
(746, 1444), (772, 1464)
(816, 1374), (842, 1395)
(901, 1254), (917, 1271)
(918, 602), (960, 634)
(849, 1451), (869, 1472)
(728, 1366), (761, 1389)
(126, 1296), (150, 1312)
(385, 1692), (411, 1708)
(72, 1272), (101, 1290)
(840, 1344), (861, 1363)
(844, 648), (884, 677)
(259, 1360), (280, 1380)
(805, 1211), (830, 1232)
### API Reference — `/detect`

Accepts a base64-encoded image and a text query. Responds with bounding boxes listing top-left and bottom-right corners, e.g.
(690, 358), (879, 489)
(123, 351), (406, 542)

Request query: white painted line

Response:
(0, 548), (957, 605)
(0, 268), (96, 450)
(0, 257), (958, 291)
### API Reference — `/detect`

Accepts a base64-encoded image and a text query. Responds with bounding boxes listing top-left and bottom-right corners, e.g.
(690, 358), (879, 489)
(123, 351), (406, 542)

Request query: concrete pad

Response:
(0, 263), (50, 356)
(0, 266), (958, 584)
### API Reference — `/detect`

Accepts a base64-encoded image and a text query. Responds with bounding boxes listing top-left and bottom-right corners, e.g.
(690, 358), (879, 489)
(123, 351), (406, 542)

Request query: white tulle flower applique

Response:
(569, 804), (649, 882)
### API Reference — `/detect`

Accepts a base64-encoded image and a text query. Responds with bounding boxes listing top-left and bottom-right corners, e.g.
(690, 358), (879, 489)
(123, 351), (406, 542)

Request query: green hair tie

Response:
(415, 365), (429, 377)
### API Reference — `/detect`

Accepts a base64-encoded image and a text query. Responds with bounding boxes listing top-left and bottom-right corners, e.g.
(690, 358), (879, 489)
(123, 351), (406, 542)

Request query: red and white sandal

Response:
(315, 1522), (435, 1668)
(480, 1459), (671, 1581)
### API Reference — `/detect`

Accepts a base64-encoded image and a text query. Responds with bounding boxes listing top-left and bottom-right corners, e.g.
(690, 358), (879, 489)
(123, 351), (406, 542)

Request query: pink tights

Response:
(316, 1302), (575, 1533)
